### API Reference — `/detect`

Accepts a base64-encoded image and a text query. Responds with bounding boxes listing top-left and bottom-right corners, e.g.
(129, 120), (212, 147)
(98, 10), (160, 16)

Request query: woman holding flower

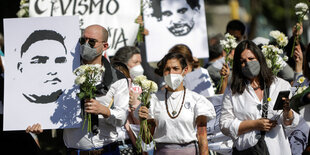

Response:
(220, 40), (299, 154)
(138, 52), (216, 155)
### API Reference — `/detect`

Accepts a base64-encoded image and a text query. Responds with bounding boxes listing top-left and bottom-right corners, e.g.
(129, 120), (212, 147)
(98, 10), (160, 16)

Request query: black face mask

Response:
(242, 61), (260, 79)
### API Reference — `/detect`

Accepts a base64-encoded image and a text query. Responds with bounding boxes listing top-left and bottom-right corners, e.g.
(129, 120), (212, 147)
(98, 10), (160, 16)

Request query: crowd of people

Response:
(1, 8), (310, 155)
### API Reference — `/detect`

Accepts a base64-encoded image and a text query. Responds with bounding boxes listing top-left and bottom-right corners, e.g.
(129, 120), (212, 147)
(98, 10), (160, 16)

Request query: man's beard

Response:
(167, 22), (194, 36)
(23, 89), (63, 104)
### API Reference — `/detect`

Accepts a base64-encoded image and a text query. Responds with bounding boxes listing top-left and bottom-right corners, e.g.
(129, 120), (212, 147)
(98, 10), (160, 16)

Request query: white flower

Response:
(269, 30), (281, 39)
(150, 81), (158, 93)
(298, 77), (306, 84)
(133, 75), (147, 84)
(75, 75), (86, 85)
(283, 56), (288, 61)
(141, 80), (151, 91)
(295, 3), (309, 13)
(220, 33), (237, 55)
(266, 59), (272, 68)
(304, 15), (309, 20)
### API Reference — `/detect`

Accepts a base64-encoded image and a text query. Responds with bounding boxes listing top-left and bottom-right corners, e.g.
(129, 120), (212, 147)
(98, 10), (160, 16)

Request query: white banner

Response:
(3, 16), (81, 131)
(143, 0), (209, 62)
(29, 0), (140, 56)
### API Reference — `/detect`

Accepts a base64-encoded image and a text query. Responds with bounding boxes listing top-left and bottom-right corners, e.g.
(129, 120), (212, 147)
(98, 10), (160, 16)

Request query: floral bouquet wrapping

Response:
(290, 77), (310, 113)
(74, 64), (105, 133)
(218, 33), (237, 90)
(291, 2), (309, 57)
(133, 75), (158, 153)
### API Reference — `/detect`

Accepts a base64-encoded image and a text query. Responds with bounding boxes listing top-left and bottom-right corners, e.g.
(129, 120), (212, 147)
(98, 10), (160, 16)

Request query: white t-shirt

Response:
(63, 78), (129, 149)
(220, 77), (299, 154)
(149, 88), (216, 144)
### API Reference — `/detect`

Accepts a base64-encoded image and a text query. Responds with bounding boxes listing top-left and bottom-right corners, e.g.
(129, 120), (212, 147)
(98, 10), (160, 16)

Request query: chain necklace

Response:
(165, 87), (186, 119)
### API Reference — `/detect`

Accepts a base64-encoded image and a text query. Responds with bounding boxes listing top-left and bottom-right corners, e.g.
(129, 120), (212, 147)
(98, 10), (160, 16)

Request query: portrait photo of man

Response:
(3, 16), (81, 130)
(150, 0), (200, 36)
(17, 30), (68, 104)
(143, 0), (208, 62)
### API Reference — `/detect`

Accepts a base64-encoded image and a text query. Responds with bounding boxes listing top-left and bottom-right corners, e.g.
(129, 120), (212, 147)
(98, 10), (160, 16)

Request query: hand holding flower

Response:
(138, 106), (149, 120)
(84, 99), (110, 118)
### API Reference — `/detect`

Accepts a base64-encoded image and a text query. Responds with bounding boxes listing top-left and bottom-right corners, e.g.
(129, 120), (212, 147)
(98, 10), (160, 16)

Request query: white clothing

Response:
(184, 67), (215, 97)
(63, 78), (129, 149)
(149, 88), (216, 144)
(220, 77), (299, 154)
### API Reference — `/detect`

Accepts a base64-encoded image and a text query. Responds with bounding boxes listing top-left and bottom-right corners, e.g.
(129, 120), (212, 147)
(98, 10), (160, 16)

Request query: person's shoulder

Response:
(112, 78), (128, 87)
(186, 88), (207, 100)
(272, 77), (291, 88)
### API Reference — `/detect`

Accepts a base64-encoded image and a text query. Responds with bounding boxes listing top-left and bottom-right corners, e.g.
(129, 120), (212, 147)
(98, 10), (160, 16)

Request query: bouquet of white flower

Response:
(133, 75), (158, 153)
(261, 44), (288, 75)
(74, 64), (105, 133)
(291, 2), (309, 57)
(269, 30), (288, 48)
(218, 33), (237, 90)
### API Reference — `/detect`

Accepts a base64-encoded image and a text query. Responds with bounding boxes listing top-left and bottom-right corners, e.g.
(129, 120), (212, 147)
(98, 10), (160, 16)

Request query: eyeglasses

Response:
(79, 37), (103, 48)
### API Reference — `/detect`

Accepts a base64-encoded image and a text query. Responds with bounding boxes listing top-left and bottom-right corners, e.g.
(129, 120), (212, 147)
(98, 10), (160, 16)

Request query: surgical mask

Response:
(129, 65), (144, 79)
(164, 72), (184, 90)
(80, 43), (101, 62)
(242, 61), (260, 79)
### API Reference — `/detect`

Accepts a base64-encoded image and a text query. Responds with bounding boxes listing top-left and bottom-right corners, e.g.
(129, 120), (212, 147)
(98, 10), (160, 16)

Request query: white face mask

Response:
(164, 73), (184, 90)
(129, 64), (144, 79)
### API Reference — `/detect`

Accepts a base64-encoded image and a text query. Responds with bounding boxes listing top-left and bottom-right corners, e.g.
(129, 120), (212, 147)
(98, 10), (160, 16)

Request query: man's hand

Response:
(26, 123), (43, 134)
(85, 99), (111, 118)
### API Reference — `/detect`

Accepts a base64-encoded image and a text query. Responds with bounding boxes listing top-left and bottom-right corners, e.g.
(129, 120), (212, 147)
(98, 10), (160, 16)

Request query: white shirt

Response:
(220, 77), (299, 154)
(63, 78), (129, 149)
(149, 88), (216, 144)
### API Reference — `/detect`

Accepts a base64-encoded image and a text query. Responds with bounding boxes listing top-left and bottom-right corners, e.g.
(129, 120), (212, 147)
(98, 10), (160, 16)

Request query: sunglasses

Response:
(79, 37), (101, 48)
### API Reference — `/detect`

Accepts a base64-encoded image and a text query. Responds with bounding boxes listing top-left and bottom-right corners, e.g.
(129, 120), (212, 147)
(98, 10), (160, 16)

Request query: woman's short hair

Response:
(155, 52), (187, 76)
(111, 46), (140, 65)
(168, 44), (200, 69)
(231, 40), (274, 94)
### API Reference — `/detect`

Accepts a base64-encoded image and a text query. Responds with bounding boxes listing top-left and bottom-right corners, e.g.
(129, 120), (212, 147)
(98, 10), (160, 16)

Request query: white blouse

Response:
(149, 88), (216, 144)
(63, 78), (129, 149)
(220, 77), (299, 154)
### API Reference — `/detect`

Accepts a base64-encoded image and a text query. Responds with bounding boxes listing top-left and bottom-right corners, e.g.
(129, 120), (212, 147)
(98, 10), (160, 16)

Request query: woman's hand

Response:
(138, 106), (149, 120)
(220, 63), (230, 78)
(26, 123), (43, 134)
(256, 118), (277, 132)
(129, 90), (141, 112)
(85, 99), (111, 118)
(294, 44), (303, 73)
(282, 97), (294, 125)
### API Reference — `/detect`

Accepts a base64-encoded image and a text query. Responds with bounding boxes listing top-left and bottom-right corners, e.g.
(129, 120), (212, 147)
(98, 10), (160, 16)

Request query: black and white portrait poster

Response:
(3, 16), (81, 131)
(143, 0), (209, 62)
(29, 0), (140, 56)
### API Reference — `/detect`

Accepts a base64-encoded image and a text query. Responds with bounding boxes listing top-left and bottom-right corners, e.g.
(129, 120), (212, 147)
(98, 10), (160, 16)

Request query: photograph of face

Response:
(18, 30), (68, 104)
(150, 0), (200, 36)
(289, 130), (307, 155)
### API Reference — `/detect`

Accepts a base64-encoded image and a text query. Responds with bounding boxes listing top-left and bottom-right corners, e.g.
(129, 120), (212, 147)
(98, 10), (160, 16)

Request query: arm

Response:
(238, 119), (277, 135)
(196, 115), (208, 155)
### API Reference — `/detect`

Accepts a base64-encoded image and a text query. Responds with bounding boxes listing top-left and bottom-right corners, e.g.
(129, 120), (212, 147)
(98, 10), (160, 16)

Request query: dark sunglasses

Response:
(79, 37), (99, 48)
